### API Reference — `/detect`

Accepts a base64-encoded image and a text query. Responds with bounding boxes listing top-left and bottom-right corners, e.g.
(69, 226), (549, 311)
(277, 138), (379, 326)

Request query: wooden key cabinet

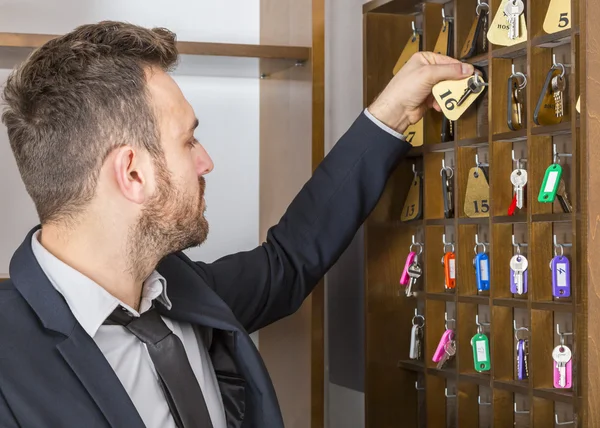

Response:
(361, 0), (598, 426)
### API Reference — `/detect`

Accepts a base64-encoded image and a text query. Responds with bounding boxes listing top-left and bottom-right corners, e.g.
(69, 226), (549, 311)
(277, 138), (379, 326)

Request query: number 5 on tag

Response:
(544, 0), (571, 34)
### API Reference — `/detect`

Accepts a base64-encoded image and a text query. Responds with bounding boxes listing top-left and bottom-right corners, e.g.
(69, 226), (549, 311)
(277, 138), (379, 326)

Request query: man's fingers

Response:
(424, 62), (474, 86)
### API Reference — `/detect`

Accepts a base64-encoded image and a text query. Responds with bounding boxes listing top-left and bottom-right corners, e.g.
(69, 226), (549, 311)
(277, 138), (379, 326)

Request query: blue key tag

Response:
(475, 252), (490, 291)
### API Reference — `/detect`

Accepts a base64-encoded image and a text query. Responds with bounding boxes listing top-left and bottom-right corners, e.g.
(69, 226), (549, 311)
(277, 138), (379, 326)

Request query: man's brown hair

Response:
(2, 21), (179, 224)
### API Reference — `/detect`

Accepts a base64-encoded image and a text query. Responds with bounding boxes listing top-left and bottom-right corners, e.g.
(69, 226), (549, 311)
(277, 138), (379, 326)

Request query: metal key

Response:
(510, 254), (528, 295)
(552, 345), (572, 388)
(437, 340), (456, 369)
(406, 262), (422, 297)
(510, 169), (528, 209)
(409, 324), (420, 359)
(552, 75), (566, 117)
(556, 178), (572, 213)
(514, 87), (524, 128)
(457, 74), (486, 106)
(505, 0), (524, 40)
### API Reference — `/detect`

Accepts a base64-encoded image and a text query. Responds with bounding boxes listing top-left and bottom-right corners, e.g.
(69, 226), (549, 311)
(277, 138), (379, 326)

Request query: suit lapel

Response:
(10, 226), (144, 428)
(57, 326), (145, 428)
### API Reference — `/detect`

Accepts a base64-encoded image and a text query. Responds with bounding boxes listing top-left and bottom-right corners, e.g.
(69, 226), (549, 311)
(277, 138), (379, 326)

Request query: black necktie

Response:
(104, 306), (214, 428)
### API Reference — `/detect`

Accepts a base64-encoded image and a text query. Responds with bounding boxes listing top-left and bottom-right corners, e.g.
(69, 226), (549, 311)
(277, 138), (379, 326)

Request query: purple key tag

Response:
(551, 255), (571, 298)
(517, 340), (526, 380)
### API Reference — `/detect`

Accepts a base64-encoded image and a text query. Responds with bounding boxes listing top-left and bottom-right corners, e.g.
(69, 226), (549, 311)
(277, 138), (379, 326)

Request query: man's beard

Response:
(126, 157), (208, 281)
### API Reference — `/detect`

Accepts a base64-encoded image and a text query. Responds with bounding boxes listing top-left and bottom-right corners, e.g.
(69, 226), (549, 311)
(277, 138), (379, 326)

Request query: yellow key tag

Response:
(576, 96), (580, 113)
(434, 22), (450, 55)
(464, 167), (490, 218)
(544, 0), (571, 34)
(432, 74), (486, 121)
(404, 119), (424, 147)
(487, 0), (527, 47)
(393, 33), (420, 75)
(401, 174), (422, 222)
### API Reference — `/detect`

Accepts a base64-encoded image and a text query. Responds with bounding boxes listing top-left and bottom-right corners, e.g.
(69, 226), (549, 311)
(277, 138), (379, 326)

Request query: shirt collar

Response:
(30, 230), (172, 338)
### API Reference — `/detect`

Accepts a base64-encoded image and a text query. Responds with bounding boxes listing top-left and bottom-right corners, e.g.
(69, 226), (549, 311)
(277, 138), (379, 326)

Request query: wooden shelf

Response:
(532, 29), (573, 49)
(492, 129), (528, 143)
(531, 213), (572, 223)
(531, 300), (575, 312)
(492, 42), (528, 59)
(492, 298), (529, 309)
(531, 121), (576, 137)
(493, 379), (530, 395)
(457, 136), (489, 147)
(458, 217), (489, 225)
(426, 218), (455, 226)
(426, 292), (456, 302)
(397, 360), (425, 373)
(363, 0), (418, 14)
(493, 215), (528, 224)
(466, 53), (490, 67)
(533, 388), (575, 404)
(426, 367), (456, 379)
(0, 32), (310, 78)
(428, 141), (456, 153)
(458, 295), (490, 305)
(459, 372), (491, 386)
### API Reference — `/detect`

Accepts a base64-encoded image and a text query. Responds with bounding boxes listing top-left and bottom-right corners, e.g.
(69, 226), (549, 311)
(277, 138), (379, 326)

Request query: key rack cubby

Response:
(362, 0), (596, 426)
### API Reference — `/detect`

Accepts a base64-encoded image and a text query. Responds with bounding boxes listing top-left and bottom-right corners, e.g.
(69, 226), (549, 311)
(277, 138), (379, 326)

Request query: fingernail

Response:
(462, 63), (474, 75)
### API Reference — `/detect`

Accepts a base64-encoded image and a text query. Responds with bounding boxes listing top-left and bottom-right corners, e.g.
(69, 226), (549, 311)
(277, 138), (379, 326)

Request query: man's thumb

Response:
(426, 62), (474, 85)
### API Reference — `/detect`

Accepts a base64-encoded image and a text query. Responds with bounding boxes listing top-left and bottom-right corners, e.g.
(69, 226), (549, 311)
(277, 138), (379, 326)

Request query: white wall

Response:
(0, 0), (261, 277)
(324, 0), (368, 427)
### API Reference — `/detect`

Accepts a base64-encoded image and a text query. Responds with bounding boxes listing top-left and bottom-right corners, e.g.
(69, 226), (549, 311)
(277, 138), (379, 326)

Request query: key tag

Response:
(552, 337), (573, 388)
(441, 163), (455, 219)
(510, 246), (529, 295)
(474, 242), (490, 292)
(460, 2), (489, 60)
(534, 64), (565, 126)
(393, 21), (421, 75)
(464, 158), (490, 218)
(400, 252), (417, 286)
(515, 327), (530, 380)
(433, 329), (454, 363)
(409, 313), (425, 360)
(471, 326), (491, 372)
(487, 0), (527, 47)
(538, 162), (563, 203)
(443, 251), (456, 290)
(544, 0), (571, 34)
(401, 165), (423, 222)
(551, 244), (571, 298)
(432, 71), (488, 121)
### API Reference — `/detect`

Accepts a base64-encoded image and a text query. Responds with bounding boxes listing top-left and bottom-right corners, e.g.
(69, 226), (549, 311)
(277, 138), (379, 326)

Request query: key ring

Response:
(476, 1), (489, 15)
(554, 244), (564, 258)
(514, 327), (529, 342)
(440, 166), (454, 179)
(513, 72), (527, 90)
(412, 314), (425, 327)
(552, 62), (566, 79)
(474, 242), (487, 255)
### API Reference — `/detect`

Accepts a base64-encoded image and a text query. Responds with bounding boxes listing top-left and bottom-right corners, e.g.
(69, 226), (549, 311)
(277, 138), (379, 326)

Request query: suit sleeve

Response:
(0, 389), (19, 428)
(196, 111), (412, 333)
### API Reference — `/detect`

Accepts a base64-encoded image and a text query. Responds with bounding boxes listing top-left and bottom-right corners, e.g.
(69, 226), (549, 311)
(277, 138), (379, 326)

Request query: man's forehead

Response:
(145, 68), (195, 134)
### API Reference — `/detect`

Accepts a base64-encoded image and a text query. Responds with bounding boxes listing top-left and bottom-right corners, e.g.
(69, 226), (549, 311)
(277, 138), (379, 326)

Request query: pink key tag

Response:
(400, 252), (417, 285)
(432, 329), (455, 363)
(553, 360), (572, 388)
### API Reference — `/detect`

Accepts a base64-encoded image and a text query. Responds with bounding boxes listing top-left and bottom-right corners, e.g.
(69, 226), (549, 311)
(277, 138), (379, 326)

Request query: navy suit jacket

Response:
(0, 112), (410, 427)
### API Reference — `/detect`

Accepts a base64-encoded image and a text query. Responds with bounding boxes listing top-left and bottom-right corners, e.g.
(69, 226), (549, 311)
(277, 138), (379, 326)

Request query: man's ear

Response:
(112, 146), (148, 204)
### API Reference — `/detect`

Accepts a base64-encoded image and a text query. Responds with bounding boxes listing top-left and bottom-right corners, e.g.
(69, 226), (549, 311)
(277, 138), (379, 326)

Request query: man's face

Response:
(135, 68), (214, 256)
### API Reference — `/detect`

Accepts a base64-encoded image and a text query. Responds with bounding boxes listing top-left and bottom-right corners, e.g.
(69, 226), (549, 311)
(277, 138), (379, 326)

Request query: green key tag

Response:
(471, 333), (491, 372)
(538, 163), (563, 203)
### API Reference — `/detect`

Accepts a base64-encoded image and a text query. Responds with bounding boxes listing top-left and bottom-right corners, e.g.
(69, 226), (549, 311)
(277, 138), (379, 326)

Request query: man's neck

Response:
(38, 223), (157, 311)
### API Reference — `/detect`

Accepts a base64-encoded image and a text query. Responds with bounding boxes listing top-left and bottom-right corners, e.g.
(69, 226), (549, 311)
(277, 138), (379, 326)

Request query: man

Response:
(0, 21), (473, 428)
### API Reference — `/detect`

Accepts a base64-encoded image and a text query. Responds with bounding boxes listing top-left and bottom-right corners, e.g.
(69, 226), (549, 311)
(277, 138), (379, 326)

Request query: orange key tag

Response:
(443, 252), (456, 289)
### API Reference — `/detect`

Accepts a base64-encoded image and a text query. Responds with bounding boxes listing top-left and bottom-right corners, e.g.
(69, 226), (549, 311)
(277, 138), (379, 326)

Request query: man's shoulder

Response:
(0, 279), (22, 305)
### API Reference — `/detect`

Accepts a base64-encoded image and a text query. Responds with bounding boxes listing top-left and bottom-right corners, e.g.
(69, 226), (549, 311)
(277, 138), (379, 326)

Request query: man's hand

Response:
(367, 52), (475, 136)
